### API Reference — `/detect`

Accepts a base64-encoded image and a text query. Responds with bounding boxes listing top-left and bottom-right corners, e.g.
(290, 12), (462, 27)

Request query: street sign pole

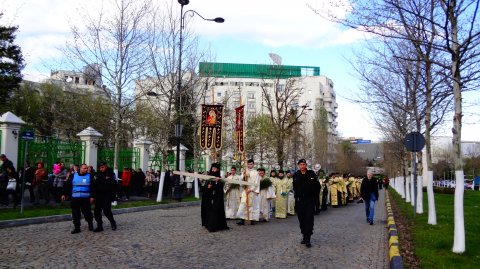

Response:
(404, 132), (425, 220)
(20, 141), (28, 214)
(20, 131), (35, 214)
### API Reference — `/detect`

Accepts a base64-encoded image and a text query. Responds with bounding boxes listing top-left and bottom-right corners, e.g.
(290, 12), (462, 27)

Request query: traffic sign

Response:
(21, 131), (35, 141)
(404, 132), (425, 152)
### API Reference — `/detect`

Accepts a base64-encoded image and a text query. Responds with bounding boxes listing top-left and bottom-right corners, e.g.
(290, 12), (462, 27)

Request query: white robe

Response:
(286, 177), (295, 215)
(236, 169), (260, 221)
(224, 175), (242, 219)
(259, 181), (276, 221)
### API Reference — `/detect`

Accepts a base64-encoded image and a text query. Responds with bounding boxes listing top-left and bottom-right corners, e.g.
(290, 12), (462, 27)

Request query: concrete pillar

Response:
(134, 136), (152, 172)
(172, 144), (188, 171)
(77, 127), (102, 169)
(0, 112), (25, 169)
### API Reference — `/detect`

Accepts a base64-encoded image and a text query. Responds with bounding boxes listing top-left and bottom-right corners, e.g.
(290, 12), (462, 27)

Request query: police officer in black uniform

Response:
(293, 159), (318, 248)
(91, 162), (117, 232)
(62, 164), (94, 234)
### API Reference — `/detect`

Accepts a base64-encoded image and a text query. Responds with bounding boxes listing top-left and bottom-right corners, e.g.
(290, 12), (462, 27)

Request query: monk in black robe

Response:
(201, 163), (229, 232)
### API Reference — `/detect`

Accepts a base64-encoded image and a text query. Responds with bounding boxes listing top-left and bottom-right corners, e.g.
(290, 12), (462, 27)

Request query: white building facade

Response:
(198, 62), (338, 170)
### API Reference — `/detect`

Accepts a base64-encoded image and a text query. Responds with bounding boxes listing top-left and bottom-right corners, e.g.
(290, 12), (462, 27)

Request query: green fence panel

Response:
(18, 136), (85, 172)
(98, 147), (140, 170)
(148, 154), (162, 171)
(185, 158), (206, 172)
(149, 154), (206, 172)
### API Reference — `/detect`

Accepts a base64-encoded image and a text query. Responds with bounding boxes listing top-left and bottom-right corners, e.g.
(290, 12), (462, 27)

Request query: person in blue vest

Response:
(62, 164), (94, 234)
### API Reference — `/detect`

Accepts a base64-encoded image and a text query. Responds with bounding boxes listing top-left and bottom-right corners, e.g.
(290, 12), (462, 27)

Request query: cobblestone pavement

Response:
(0, 190), (388, 269)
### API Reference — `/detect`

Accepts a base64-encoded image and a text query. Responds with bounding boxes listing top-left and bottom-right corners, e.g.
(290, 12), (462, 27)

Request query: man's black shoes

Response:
(71, 228), (81, 234)
(111, 222), (117, 231)
(301, 235), (312, 247)
(93, 226), (104, 232)
(88, 222), (94, 231)
(236, 220), (245, 225)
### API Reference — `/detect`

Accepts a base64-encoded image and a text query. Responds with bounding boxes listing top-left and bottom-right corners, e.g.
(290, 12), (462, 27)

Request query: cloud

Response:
(2, 0), (367, 82)
(182, 0), (365, 48)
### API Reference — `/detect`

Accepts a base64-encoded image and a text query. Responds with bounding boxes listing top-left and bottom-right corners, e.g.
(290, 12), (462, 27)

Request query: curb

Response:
(0, 201), (201, 229)
(385, 191), (404, 269)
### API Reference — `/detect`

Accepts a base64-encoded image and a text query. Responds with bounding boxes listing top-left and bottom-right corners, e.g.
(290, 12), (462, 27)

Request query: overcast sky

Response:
(2, 0), (479, 142)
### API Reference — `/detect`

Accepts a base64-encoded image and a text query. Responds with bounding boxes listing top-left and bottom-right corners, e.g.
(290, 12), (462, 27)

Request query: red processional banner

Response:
(200, 104), (224, 149)
(235, 105), (245, 153)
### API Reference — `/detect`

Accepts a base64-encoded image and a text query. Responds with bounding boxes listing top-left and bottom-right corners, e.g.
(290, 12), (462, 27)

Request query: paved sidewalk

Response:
(0, 190), (388, 269)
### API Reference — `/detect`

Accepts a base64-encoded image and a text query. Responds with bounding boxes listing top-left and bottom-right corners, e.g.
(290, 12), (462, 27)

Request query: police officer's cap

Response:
(297, 159), (307, 164)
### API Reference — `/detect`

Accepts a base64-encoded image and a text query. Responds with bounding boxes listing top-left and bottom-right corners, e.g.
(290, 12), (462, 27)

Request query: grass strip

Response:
(390, 190), (479, 269)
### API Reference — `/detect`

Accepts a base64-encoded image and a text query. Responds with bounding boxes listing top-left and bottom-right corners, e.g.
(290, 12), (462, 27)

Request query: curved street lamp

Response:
(175, 0), (224, 171)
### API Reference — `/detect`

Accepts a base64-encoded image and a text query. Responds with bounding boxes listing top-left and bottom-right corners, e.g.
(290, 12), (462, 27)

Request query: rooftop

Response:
(199, 62), (320, 79)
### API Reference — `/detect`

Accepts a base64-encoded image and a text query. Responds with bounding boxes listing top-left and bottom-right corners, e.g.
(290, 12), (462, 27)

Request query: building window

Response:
(301, 67), (314, 76)
(75, 77), (80, 84)
(248, 102), (255, 109)
(292, 99), (299, 108)
(248, 92), (255, 99)
(276, 84), (285, 92)
(217, 92), (222, 97)
(248, 112), (256, 118)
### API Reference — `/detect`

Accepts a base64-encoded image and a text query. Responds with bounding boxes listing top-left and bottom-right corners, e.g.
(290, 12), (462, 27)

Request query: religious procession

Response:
(176, 94), (379, 249)
(177, 158), (372, 248)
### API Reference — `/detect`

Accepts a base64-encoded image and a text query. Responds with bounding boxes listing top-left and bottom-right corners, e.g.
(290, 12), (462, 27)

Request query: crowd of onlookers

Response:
(0, 153), (198, 209)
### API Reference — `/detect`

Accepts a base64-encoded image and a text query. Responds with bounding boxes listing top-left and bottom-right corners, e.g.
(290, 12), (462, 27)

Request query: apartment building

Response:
(198, 62), (338, 168)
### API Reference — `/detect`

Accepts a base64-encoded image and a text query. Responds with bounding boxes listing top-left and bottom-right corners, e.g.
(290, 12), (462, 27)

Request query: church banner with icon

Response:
(200, 105), (224, 149)
(235, 105), (245, 153)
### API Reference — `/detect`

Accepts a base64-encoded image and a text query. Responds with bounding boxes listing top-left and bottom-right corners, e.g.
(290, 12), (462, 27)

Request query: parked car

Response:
(464, 180), (473, 190)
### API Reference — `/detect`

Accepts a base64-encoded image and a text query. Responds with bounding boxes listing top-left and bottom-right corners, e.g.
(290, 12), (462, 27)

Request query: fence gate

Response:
(18, 135), (85, 172)
(98, 147), (140, 171)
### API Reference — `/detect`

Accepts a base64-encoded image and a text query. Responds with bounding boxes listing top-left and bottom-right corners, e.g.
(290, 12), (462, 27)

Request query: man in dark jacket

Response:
(360, 170), (379, 225)
(62, 164), (94, 234)
(91, 162), (117, 232)
(0, 154), (15, 205)
(293, 159), (318, 248)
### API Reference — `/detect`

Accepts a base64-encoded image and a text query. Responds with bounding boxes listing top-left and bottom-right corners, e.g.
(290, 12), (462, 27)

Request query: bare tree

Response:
(437, 0), (480, 253)
(309, 3), (480, 248)
(133, 1), (215, 174)
(64, 0), (152, 173)
(312, 107), (329, 169)
(260, 66), (309, 168)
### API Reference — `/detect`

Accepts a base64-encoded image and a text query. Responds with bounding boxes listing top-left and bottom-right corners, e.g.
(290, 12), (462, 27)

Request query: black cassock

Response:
(201, 180), (229, 232)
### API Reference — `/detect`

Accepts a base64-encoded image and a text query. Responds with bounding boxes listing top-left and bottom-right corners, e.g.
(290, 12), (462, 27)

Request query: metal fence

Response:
(98, 147), (140, 171)
(18, 135), (85, 172)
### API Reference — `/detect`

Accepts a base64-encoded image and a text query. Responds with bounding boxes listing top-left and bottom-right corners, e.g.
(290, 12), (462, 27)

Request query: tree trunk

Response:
(113, 98), (121, 176)
(416, 152), (424, 214)
(405, 156), (411, 202)
(448, 0), (465, 253)
(424, 61), (437, 224)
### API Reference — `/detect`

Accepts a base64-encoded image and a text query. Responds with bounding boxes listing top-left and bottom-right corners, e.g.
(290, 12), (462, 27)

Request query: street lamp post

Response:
(175, 0), (223, 171)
